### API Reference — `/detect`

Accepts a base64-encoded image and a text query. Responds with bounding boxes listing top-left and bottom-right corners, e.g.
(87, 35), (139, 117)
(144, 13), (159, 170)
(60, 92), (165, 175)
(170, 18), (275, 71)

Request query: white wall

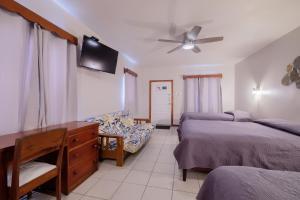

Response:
(11, 1), (236, 125)
(136, 65), (235, 124)
(16, 0), (130, 120)
(235, 26), (300, 122)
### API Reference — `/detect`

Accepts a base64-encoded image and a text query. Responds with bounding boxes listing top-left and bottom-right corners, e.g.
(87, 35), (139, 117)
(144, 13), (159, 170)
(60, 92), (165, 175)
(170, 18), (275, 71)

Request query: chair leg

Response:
(55, 174), (61, 200)
(182, 169), (187, 182)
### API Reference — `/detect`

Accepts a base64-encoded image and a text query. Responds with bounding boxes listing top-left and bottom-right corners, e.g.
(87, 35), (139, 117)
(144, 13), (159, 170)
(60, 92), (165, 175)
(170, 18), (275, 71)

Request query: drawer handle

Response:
(73, 171), (78, 176)
(72, 138), (79, 143)
(93, 144), (98, 149)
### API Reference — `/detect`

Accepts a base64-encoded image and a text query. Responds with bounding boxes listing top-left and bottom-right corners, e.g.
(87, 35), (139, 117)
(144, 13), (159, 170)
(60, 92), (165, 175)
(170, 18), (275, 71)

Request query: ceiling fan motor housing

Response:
(183, 40), (195, 50)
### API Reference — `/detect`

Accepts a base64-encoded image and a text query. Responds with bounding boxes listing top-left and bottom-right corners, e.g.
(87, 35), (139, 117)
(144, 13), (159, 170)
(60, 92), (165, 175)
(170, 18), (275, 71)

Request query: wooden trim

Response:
(183, 73), (223, 80)
(98, 133), (123, 139)
(149, 80), (174, 126)
(0, 0), (78, 45)
(124, 68), (138, 77)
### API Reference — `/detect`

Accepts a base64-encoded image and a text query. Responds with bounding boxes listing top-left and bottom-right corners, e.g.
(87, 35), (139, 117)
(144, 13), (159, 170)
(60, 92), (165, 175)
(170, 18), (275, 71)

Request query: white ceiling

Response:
(56, 0), (300, 68)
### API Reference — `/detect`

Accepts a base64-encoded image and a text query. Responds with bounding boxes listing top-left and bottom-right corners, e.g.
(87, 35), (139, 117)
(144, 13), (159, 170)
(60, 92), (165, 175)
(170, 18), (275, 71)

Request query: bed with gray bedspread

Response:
(197, 166), (300, 200)
(174, 119), (300, 171)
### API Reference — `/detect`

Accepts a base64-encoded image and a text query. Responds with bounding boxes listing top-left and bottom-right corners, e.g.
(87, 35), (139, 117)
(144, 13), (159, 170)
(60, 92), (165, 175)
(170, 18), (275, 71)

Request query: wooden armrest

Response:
(134, 118), (150, 123)
(98, 133), (123, 139)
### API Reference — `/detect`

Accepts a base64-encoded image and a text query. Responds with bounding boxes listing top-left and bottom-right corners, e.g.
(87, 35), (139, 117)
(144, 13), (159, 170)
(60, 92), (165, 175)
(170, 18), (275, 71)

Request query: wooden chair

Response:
(7, 128), (67, 200)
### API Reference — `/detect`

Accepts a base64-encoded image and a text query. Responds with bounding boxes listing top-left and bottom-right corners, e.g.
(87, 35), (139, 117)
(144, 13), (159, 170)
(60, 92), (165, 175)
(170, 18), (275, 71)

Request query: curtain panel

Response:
(124, 72), (137, 115)
(184, 77), (223, 113)
(0, 8), (77, 135)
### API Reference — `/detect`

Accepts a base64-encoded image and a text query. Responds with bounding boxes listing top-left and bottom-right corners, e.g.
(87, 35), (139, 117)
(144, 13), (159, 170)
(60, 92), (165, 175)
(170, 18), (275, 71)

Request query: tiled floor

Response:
(31, 127), (207, 200)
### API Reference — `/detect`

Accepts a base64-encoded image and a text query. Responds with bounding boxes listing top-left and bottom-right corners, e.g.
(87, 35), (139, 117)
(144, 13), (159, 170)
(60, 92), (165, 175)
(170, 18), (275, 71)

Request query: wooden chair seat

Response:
(7, 161), (56, 186)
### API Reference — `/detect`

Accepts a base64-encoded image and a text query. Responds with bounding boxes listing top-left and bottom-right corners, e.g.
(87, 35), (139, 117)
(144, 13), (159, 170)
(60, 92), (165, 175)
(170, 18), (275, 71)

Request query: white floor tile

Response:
(141, 187), (172, 200)
(173, 176), (200, 193)
(111, 183), (146, 200)
(133, 160), (156, 172)
(90, 168), (110, 179)
(63, 193), (83, 200)
(73, 177), (99, 194)
(101, 168), (130, 181)
(142, 149), (161, 157)
(123, 155), (138, 169)
(153, 163), (175, 175)
(157, 153), (176, 164)
(80, 196), (105, 200)
(148, 172), (174, 189)
(86, 179), (121, 199)
(161, 144), (177, 152)
(138, 153), (159, 162)
(172, 191), (197, 200)
(99, 161), (119, 169)
(124, 170), (151, 185)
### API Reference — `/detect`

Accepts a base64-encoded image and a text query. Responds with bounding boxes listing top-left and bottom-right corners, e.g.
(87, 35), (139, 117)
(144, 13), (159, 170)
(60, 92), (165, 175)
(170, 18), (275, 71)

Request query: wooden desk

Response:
(0, 121), (99, 199)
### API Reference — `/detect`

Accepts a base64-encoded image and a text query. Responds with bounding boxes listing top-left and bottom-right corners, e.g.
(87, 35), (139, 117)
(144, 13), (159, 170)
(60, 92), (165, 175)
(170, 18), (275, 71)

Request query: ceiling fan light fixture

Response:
(182, 43), (195, 50)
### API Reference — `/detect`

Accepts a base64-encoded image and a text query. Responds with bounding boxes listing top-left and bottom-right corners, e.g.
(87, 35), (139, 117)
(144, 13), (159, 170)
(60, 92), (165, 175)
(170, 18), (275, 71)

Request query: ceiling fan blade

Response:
(158, 39), (183, 43)
(167, 44), (184, 54)
(187, 26), (202, 40)
(192, 45), (201, 53)
(195, 36), (224, 44)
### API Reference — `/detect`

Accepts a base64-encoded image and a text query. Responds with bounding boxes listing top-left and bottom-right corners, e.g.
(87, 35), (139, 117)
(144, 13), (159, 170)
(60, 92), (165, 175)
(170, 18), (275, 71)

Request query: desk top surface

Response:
(0, 121), (98, 150)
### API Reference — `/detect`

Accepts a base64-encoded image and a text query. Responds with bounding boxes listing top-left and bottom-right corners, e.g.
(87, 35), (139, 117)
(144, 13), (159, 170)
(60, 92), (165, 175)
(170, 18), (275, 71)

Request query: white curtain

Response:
(184, 77), (223, 113)
(0, 8), (77, 135)
(37, 26), (77, 126)
(124, 72), (137, 115)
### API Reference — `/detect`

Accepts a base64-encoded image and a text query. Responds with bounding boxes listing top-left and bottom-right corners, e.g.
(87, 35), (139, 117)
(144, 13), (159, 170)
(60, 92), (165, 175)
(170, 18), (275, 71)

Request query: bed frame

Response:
(98, 118), (149, 166)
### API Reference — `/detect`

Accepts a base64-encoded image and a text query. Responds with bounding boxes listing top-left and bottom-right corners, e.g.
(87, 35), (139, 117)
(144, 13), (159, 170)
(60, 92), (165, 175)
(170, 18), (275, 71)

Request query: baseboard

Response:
(156, 124), (171, 129)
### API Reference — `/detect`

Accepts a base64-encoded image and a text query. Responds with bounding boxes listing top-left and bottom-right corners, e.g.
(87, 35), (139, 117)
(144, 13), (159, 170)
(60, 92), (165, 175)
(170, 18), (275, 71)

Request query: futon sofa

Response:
(89, 111), (154, 166)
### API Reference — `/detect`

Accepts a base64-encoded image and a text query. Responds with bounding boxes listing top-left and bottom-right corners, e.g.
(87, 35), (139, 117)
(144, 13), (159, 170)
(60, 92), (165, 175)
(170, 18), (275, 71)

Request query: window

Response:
(184, 74), (223, 113)
(124, 68), (138, 115)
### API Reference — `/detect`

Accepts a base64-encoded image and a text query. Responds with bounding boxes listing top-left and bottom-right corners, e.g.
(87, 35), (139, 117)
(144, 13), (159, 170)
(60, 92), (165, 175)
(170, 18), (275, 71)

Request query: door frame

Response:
(149, 80), (174, 126)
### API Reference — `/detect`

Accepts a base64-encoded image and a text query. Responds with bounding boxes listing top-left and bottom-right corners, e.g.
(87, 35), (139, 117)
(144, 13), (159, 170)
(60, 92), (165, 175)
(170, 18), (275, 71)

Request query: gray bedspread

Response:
(197, 166), (300, 200)
(174, 120), (300, 171)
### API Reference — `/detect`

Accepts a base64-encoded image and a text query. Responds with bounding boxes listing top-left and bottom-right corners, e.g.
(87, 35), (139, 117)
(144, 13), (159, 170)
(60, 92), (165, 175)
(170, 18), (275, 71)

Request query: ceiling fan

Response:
(158, 26), (224, 54)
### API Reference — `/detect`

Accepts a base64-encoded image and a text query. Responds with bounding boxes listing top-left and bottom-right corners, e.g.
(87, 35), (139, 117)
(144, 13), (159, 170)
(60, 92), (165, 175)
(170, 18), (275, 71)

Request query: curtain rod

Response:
(124, 68), (138, 77)
(183, 73), (223, 80)
(0, 0), (78, 45)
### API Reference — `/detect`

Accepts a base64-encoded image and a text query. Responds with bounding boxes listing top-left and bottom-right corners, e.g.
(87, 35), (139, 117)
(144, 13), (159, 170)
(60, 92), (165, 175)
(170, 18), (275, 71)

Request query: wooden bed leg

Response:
(116, 137), (124, 166)
(116, 152), (124, 166)
(183, 169), (187, 181)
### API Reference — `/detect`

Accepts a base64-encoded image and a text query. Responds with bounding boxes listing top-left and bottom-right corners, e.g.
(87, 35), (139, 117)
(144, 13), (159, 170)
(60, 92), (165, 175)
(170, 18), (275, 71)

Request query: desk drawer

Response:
(69, 155), (98, 187)
(69, 139), (98, 167)
(68, 129), (98, 149)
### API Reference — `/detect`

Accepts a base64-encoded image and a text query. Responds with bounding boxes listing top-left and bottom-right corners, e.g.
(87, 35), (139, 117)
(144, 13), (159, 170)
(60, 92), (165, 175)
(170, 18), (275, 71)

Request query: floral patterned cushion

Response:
(93, 111), (154, 153)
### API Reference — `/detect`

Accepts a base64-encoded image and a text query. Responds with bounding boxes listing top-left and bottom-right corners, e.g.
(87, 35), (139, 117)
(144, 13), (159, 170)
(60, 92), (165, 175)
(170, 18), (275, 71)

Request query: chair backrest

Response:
(14, 128), (67, 164)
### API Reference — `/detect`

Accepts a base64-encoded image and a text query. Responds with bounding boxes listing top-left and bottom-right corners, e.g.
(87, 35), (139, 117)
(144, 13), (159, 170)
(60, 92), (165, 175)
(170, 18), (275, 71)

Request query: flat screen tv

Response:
(79, 35), (118, 74)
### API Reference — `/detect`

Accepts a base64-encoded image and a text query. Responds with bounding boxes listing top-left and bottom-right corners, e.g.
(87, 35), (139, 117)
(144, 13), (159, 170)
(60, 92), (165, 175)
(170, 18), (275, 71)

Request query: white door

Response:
(151, 81), (172, 125)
